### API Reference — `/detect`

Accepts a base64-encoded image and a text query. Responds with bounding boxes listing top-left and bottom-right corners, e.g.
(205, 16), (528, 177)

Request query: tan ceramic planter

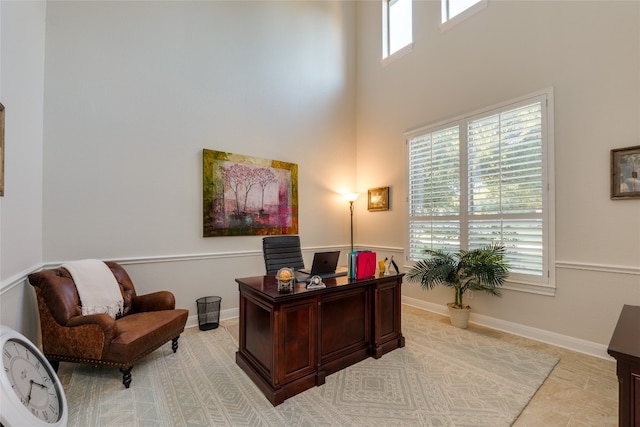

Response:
(447, 303), (471, 329)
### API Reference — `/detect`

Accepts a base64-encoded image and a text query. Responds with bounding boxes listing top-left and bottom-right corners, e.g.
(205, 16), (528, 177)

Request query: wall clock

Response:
(0, 325), (68, 427)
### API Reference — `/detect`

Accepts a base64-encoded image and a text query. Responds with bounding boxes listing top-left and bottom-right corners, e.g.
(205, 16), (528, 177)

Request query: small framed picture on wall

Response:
(368, 186), (389, 211)
(611, 145), (640, 199)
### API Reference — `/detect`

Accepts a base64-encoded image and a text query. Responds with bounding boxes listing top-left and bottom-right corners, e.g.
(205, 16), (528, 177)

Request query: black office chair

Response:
(262, 235), (305, 275)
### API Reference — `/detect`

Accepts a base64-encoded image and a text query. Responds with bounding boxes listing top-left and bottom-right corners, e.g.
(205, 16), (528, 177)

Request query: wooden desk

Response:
(235, 273), (405, 406)
(607, 304), (640, 427)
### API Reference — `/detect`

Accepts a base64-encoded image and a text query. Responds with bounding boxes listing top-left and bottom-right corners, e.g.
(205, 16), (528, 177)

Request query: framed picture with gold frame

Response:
(611, 145), (640, 199)
(368, 186), (389, 211)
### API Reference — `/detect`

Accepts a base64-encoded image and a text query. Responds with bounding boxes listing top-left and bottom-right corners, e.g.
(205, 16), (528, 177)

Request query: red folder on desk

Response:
(356, 251), (376, 279)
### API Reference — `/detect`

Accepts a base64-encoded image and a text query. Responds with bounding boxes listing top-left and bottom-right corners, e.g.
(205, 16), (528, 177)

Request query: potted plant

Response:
(407, 243), (510, 329)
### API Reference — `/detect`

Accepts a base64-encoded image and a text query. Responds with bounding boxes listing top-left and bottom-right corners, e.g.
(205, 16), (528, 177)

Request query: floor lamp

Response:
(344, 193), (359, 253)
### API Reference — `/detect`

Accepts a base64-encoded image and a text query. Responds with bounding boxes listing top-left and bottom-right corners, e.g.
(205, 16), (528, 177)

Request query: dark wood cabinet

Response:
(236, 273), (405, 406)
(607, 304), (640, 427)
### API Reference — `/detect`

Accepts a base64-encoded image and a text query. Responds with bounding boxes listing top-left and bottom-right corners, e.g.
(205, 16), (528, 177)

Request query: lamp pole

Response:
(344, 192), (359, 253)
(349, 200), (355, 253)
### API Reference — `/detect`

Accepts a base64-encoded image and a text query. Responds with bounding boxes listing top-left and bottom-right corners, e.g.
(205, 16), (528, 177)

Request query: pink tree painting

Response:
(203, 149), (298, 236)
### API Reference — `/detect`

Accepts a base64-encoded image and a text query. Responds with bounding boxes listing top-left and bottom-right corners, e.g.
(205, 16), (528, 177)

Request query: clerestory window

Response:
(441, 0), (487, 30)
(382, 0), (412, 61)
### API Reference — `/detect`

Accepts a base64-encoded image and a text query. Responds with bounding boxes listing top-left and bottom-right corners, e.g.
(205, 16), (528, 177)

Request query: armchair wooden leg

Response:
(120, 366), (133, 388)
(172, 336), (180, 353)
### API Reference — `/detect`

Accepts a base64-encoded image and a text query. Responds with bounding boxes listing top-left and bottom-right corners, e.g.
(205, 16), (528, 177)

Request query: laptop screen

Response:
(304, 251), (340, 274)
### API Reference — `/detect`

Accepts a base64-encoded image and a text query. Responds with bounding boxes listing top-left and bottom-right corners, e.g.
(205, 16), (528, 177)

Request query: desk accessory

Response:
(306, 275), (326, 289)
(390, 256), (400, 274)
(349, 251), (376, 279)
(276, 268), (295, 292)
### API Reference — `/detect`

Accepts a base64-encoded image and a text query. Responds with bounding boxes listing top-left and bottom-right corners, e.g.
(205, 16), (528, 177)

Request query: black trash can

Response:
(196, 296), (221, 331)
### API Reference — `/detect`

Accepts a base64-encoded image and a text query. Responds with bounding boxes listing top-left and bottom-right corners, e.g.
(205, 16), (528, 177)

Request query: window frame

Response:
(404, 88), (556, 295)
(440, 0), (488, 32)
(382, 0), (413, 63)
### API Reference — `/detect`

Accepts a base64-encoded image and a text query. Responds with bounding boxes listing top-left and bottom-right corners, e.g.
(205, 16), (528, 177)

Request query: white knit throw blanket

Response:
(62, 259), (124, 319)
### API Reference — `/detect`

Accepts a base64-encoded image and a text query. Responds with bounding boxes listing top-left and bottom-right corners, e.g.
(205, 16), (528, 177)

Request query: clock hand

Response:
(31, 379), (47, 389)
(26, 378), (48, 405)
(26, 379), (35, 404)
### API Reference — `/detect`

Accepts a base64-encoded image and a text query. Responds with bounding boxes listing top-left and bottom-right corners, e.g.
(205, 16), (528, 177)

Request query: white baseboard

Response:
(401, 296), (612, 361)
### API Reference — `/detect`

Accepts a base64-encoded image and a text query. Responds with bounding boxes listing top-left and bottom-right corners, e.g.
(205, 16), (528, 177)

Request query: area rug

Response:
(59, 309), (558, 426)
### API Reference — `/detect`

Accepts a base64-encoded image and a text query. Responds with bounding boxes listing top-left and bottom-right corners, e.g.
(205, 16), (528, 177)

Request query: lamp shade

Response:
(344, 192), (359, 202)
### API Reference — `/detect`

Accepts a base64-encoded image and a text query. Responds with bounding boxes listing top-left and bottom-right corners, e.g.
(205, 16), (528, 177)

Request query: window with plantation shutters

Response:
(406, 90), (555, 292)
(408, 125), (461, 256)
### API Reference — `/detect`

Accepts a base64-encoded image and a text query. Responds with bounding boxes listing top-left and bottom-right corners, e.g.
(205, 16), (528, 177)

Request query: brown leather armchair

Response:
(28, 261), (189, 388)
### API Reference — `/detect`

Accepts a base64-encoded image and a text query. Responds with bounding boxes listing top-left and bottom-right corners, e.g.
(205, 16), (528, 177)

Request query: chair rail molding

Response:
(556, 260), (640, 276)
(5, 254), (637, 296)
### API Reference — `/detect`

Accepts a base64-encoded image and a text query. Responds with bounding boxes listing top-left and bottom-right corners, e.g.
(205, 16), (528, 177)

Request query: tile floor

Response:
(221, 304), (619, 427)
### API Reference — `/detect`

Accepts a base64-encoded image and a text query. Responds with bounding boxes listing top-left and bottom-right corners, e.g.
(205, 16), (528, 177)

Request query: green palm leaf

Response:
(407, 243), (510, 309)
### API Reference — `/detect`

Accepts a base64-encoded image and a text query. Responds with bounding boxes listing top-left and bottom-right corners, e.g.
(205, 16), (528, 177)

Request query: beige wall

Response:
(42, 1), (357, 260)
(1, 1), (638, 358)
(0, 1), (357, 340)
(355, 0), (640, 353)
(0, 1), (46, 336)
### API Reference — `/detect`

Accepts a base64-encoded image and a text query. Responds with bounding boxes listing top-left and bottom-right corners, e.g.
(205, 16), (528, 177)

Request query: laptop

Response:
(295, 251), (347, 282)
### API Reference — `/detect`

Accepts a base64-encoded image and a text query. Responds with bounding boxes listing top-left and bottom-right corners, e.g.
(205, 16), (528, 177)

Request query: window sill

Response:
(381, 43), (413, 67)
(440, 0), (488, 33)
(503, 279), (556, 297)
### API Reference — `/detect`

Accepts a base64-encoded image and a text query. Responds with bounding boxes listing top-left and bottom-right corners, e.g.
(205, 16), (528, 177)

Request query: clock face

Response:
(2, 338), (63, 423)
